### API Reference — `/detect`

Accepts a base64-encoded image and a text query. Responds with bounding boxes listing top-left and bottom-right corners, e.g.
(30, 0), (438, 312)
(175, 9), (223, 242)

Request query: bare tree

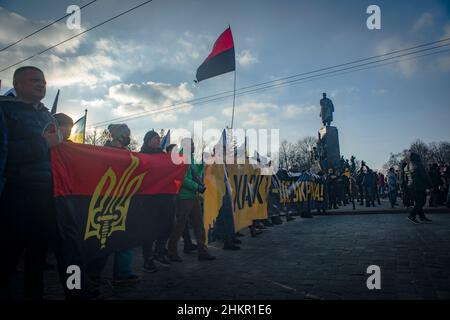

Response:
(278, 136), (318, 171)
(383, 139), (450, 172)
(128, 135), (140, 152)
(279, 140), (291, 169)
(409, 139), (430, 164)
(428, 141), (450, 164)
(85, 128), (139, 151)
(382, 151), (404, 173)
(85, 129), (110, 146)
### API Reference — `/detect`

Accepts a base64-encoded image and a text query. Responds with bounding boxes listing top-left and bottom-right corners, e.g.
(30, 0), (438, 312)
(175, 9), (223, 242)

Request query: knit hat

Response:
(108, 123), (130, 139)
(53, 113), (74, 127)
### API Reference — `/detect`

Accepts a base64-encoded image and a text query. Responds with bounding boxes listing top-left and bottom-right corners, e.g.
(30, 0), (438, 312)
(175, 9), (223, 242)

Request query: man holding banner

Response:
(86, 124), (141, 285)
(0, 66), (71, 299)
(168, 138), (216, 262)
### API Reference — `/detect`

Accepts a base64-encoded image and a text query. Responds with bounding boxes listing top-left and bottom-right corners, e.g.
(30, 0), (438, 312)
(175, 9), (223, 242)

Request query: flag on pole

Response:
(51, 89), (60, 114)
(69, 114), (86, 144)
(160, 129), (171, 150)
(51, 142), (187, 261)
(195, 27), (235, 83)
(221, 128), (227, 147)
(254, 150), (269, 165)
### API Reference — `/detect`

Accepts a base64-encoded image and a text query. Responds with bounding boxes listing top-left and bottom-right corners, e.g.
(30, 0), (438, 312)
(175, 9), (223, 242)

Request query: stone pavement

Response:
(31, 210), (450, 300)
(325, 198), (450, 215)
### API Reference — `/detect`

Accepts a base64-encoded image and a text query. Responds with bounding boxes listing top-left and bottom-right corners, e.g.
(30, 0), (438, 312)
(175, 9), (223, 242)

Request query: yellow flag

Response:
(69, 115), (86, 144)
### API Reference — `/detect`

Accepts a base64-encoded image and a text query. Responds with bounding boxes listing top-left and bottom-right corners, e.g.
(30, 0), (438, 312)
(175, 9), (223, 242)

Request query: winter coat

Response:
(404, 161), (431, 191)
(178, 154), (203, 200)
(0, 97), (56, 194)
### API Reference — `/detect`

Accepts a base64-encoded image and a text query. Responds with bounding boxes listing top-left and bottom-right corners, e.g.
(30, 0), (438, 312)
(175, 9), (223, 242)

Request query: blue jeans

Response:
(113, 249), (135, 278)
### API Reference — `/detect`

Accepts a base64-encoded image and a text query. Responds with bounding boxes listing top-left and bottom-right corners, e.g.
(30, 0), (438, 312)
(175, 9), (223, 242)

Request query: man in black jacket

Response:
(326, 168), (338, 209)
(428, 163), (443, 207)
(0, 66), (68, 299)
(405, 152), (432, 224)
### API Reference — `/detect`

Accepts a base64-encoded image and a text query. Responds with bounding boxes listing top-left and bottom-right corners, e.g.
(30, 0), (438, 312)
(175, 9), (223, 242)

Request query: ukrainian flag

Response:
(69, 115), (86, 144)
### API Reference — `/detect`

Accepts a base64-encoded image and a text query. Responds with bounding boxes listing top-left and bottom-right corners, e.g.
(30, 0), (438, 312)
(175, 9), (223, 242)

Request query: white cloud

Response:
(199, 116), (221, 128)
(0, 7), (87, 88)
(413, 12), (433, 31)
(329, 87), (359, 99)
(223, 102), (278, 127)
(43, 53), (120, 88)
(107, 81), (194, 124)
(443, 23), (450, 39)
(78, 99), (109, 109)
(376, 38), (416, 77)
(0, 7), (85, 54)
(428, 23), (450, 73)
(282, 104), (318, 117)
(372, 89), (388, 96)
(434, 55), (450, 72)
(0, 6), (211, 89)
(237, 50), (258, 66)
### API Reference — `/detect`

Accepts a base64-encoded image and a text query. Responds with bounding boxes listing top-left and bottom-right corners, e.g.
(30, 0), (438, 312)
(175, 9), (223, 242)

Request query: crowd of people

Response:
(320, 159), (384, 211)
(0, 66), (283, 300)
(318, 155), (450, 222)
(0, 66), (229, 300)
(1, 66), (449, 300)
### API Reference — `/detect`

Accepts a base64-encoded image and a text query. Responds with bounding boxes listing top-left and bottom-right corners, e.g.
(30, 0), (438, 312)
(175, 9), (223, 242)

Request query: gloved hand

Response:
(198, 184), (206, 194)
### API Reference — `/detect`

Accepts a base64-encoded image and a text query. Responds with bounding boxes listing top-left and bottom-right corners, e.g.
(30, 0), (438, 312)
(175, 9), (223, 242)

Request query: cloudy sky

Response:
(1, 0), (449, 169)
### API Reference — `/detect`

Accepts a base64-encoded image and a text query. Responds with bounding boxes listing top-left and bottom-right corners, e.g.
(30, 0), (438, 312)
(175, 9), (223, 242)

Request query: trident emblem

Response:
(85, 154), (147, 249)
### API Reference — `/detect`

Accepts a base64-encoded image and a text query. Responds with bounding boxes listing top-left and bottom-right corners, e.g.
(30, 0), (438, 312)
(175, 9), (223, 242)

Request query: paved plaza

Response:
(24, 207), (450, 300)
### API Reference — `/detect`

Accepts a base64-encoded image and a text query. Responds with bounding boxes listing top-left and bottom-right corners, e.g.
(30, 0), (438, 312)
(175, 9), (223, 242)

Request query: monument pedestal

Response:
(318, 126), (340, 170)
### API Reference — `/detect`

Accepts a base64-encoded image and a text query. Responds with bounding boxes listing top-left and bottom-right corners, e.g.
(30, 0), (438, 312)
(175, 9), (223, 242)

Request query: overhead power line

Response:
(0, 0), (98, 52)
(90, 39), (450, 127)
(0, 0), (154, 73)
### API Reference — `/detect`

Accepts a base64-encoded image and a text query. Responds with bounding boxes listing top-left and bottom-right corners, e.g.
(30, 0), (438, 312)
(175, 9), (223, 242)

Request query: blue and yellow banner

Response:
(204, 164), (270, 240)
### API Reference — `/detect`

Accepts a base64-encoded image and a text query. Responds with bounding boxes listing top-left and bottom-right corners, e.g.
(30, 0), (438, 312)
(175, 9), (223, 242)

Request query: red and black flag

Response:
(195, 27), (235, 83)
(51, 142), (187, 261)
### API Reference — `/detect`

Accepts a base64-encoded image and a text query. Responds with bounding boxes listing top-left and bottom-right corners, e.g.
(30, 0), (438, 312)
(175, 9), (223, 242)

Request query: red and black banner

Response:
(51, 142), (187, 261)
(195, 27), (235, 82)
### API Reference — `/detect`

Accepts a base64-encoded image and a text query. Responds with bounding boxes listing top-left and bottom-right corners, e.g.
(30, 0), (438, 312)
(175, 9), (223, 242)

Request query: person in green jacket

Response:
(168, 138), (216, 262)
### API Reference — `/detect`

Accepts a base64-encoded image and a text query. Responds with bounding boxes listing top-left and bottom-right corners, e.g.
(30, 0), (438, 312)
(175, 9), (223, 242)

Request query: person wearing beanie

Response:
(53, 113), (74, 141)
(105, 123), (131, 148)
(87, 123), (140, 286)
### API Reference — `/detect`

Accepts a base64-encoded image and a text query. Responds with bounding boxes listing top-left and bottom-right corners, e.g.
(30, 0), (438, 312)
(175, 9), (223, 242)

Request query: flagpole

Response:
(82, 109), (88, 144)
(230, 69), (237, 129)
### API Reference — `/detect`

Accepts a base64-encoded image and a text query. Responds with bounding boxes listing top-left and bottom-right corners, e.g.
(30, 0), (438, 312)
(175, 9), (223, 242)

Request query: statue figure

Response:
(320, 92), (334, 127)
